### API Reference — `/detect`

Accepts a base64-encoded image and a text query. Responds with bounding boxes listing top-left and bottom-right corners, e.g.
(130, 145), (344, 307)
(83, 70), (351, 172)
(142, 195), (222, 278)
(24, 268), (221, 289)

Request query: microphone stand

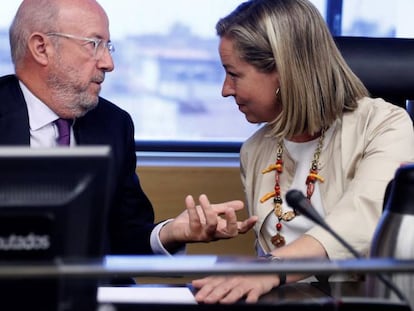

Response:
(285, 189), (409, 305)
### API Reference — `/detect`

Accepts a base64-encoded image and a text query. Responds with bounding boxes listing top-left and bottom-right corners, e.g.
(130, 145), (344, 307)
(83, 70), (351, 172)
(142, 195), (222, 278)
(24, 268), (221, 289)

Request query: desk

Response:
(0, 255), (413, 311)
(98, 282), (410, 311)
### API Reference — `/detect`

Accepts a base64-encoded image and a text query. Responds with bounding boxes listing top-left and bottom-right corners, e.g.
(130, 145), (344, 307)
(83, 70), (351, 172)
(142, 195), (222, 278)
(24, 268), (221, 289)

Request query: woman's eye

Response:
(227, 72), (237, 80)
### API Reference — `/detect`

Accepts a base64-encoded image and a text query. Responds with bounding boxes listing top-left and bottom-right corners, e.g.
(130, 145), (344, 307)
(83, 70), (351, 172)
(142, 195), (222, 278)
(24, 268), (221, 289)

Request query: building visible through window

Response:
(0, 0), (413, 146)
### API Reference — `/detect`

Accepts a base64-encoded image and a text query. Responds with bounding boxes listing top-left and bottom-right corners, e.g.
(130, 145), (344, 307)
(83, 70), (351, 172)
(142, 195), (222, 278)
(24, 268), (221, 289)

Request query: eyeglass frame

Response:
(46, 32), (115, 59)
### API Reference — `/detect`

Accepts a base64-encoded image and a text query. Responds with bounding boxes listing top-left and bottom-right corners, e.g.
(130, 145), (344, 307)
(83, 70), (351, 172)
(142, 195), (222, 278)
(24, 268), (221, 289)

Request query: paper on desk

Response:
(97, 286), (197, 304)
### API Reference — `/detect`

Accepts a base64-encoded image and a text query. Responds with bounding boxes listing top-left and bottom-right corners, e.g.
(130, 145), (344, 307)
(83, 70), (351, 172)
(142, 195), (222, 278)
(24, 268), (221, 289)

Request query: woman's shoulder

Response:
(356, 96), (407, 115)
(347, 96), (411, 124)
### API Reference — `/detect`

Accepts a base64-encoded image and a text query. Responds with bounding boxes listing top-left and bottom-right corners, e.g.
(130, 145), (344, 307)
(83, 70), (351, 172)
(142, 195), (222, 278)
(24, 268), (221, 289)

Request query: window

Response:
(1, 1), (413, 152)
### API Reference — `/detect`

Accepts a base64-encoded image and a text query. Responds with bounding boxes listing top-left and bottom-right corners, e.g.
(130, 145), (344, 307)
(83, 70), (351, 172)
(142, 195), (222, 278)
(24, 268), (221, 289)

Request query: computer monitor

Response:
(0, 146), (113, 311)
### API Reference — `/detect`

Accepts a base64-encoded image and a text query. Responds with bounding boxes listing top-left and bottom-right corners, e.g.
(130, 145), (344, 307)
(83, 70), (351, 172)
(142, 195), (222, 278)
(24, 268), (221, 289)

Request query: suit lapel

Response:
(0, 75), (30, 145)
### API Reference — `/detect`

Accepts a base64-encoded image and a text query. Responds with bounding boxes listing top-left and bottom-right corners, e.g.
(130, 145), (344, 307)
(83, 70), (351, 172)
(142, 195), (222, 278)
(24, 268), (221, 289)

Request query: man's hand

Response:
(159, 194), (257, 248)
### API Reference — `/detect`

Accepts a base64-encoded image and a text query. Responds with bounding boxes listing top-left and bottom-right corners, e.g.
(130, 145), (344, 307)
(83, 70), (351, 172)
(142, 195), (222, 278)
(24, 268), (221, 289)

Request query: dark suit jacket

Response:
(0, 74), (156, 255)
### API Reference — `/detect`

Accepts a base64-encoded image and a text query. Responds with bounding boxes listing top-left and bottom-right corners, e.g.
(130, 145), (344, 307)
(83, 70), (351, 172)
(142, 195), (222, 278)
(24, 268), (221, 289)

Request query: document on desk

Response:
(97, 285), (197, 304)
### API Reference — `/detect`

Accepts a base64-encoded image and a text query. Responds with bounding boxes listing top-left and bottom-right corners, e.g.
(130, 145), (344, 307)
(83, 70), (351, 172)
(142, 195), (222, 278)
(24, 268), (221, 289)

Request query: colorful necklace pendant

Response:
(271, 232), (286, 248)
(260, 129), (326, 248)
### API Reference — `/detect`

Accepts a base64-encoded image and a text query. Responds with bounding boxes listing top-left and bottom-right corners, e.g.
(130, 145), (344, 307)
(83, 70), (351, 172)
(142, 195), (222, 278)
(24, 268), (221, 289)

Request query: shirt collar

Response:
(19, 81), (59, 131)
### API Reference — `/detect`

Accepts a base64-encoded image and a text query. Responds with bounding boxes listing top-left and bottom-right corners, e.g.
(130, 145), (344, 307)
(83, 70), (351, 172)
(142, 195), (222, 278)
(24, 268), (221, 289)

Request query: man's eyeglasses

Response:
(46, 32), (115, 60)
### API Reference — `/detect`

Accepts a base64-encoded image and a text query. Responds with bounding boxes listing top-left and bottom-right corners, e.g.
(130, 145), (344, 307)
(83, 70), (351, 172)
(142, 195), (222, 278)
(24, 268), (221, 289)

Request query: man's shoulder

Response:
(0, 75), (24, 110)
(0, 74), (18, 89)
(84, 96), (132, 124)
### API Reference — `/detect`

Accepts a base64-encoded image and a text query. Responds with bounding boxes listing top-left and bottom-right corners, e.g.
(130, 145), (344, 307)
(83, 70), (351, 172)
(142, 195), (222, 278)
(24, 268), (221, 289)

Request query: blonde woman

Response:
(192, 0), (414, 303)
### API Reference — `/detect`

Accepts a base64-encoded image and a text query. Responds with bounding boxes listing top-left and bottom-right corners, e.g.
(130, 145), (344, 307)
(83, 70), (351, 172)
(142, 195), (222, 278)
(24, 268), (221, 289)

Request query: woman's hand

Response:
(192, 274), (281, 304)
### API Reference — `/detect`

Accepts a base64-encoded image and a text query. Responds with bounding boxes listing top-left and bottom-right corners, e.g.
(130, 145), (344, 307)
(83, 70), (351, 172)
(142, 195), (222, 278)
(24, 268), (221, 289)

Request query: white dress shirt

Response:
(19, 81), (74, 147)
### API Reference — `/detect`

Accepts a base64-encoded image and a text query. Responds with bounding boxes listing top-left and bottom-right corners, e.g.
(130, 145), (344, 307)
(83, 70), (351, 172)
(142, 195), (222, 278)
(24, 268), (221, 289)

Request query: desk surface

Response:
(0, 255), (412, 311)
(99, 282), (411, 311)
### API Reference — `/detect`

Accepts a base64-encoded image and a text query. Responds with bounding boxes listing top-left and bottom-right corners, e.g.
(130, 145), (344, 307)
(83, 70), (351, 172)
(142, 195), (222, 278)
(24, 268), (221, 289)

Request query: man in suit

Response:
(1, 0), (257, 256)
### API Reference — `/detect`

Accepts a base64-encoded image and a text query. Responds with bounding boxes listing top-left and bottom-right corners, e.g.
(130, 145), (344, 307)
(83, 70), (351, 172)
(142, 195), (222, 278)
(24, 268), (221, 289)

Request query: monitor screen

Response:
(0, 146), (113, 311)
(0, 146), (113, 262)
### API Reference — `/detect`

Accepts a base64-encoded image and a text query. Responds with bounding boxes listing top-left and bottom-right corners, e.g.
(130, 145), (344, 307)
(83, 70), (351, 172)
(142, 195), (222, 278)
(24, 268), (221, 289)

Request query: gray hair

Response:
(216, 0), (369, 138)
(9, 0), (60, 68)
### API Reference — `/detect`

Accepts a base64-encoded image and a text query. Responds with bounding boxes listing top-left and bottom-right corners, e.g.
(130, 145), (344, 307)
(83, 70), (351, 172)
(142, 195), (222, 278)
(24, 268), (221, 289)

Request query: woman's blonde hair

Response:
(216, 0), (369, 138)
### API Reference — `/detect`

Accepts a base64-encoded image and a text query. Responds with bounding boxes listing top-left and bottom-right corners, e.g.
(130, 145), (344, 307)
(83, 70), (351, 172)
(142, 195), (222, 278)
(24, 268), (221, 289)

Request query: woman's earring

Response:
(275, 88), (280, 97)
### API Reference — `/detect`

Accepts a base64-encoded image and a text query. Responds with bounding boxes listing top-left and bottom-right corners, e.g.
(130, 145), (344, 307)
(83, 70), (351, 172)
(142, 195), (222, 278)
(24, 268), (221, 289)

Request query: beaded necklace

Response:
(260, 129), (326, 248)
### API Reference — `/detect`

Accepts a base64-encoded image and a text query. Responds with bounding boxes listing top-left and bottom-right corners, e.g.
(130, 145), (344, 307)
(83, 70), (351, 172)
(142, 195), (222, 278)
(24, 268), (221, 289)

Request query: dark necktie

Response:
(54, 118), (72, 146)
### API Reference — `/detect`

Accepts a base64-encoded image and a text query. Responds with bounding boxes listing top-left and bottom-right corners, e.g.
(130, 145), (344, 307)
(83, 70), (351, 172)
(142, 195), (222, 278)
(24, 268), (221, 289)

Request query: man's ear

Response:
(28, 32), (52, 66)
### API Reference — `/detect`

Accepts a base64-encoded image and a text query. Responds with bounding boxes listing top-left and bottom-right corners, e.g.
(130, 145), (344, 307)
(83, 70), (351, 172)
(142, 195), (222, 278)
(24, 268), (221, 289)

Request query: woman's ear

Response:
(27, 32), (52, 66)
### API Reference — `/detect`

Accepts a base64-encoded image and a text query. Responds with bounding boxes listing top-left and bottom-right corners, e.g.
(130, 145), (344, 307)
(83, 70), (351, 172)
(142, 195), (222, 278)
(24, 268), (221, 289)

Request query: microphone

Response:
(285, 189), (408, 304)
(285, 189), (361, 258)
